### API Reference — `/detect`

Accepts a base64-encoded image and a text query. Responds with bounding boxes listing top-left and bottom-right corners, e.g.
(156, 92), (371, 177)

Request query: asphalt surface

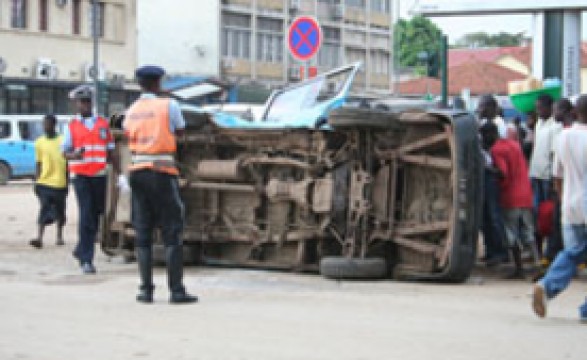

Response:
(0, 184), (585, 360)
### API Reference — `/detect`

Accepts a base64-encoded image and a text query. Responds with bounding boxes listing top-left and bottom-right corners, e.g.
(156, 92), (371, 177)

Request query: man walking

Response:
(532, 95), (587, 322)
(529, 94), (561, 210)
(30, 115), (68, 249)
(62, 85), (121, 274)
(124, 65), (197, 304)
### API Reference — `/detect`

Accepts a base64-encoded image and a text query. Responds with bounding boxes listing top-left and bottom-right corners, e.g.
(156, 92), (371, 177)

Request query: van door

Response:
(0, 119), (24, 177)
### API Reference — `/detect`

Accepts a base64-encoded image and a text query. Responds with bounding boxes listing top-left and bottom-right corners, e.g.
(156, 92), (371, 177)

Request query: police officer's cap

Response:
(69, 85), (94, 101)
(136, 65), (165, 80)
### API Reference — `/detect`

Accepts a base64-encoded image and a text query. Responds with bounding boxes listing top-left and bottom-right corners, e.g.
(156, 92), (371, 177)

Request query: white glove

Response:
(117, 174), (131, 194)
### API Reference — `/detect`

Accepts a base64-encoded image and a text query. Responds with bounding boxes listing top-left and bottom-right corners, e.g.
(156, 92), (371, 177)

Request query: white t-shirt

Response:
(553, 123), (587, 225)
(530, 117), (562, 180)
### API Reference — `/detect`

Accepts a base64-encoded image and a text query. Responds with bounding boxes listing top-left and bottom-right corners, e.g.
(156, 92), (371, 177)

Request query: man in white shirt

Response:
(532, 95), (587, 322)
(529, 94), (562, 208)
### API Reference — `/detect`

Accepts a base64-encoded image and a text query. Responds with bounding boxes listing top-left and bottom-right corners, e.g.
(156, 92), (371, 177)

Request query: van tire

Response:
(0, 162), (11, 185)
(320, 257), (387, 280)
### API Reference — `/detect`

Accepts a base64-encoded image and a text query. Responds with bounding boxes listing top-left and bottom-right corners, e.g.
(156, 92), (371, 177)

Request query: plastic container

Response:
(509, 86), (562, 113)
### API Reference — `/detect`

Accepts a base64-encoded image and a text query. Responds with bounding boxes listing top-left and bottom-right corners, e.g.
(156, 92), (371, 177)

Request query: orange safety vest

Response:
(125, 97), (178, 176)
(68, 117), (111, 176)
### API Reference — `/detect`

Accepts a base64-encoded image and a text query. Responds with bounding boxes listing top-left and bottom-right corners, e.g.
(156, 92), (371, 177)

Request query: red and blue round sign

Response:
(288, 16), (322, 62)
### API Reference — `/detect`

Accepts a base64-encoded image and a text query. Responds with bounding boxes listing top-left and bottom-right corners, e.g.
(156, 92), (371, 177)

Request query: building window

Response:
(88, 1), (105, 37)
(31, 87), (54, 114)
(39, 0), (48, 31)
(346, 48), (366, 67)
(319, 27), (341, 68)
(72, 0), (81, 34)
(11, 0), (27, 29)
(256, 18), (283, 63)
(345, 0), (364, 8)
(222, 13), (251, 60)
(370, 50), (390, 74)
(370, 0), (389, 13)
(0, 87), (6, 115)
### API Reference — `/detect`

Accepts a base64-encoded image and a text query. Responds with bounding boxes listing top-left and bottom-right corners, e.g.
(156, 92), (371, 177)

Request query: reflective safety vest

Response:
(68, 117), (111, 176)
(125, 97), (178, 176)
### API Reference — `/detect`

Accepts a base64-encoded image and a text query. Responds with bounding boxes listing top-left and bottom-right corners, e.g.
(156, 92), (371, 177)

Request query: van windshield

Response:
(263, 65), (355, 123)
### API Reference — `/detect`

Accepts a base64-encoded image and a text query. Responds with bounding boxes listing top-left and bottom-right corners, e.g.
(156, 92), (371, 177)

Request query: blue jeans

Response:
(72, 175), (106, 264)
(540, 225), (587, 306)
(482, 169), (507, 259)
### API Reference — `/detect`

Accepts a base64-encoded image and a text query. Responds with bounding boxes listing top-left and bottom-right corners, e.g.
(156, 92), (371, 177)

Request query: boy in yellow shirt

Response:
(30, 115), (68, 248)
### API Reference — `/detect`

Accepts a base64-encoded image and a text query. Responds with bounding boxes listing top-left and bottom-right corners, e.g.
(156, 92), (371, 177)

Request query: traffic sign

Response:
(287, 16), (322, 62)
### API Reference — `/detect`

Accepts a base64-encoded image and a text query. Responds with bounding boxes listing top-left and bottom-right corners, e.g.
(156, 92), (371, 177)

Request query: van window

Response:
(18, 121), (44, 141)
(0, 121), (10, 139)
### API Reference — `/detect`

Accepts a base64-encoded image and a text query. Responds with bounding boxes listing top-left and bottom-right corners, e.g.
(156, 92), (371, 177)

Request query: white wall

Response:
(137, 0), (220, 77)
(0, 0), (136, 81)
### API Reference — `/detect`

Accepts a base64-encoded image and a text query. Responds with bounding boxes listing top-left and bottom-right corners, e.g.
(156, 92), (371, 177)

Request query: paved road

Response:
(0, 185), (585, 360)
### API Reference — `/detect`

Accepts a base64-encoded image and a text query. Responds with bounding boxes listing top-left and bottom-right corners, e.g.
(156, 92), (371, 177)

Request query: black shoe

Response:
(170, 292), (198, 304)
(29, 239), (43, 249)
(136, 290), (154, 304)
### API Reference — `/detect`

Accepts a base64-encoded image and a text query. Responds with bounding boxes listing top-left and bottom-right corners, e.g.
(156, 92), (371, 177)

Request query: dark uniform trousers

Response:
(129, 169), (185, 293)
(73, 175), (106, 264)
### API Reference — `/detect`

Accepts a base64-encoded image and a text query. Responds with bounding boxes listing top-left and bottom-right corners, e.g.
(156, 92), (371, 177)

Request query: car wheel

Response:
(319, 257), (387, 280)
(0, 162), (11, 185)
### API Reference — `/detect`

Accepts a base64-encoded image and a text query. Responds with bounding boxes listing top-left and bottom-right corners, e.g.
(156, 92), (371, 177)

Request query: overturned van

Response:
(102, 63), (483, 282)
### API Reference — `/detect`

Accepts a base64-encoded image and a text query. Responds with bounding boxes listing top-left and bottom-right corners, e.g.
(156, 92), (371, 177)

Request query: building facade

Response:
(220, 0), (394, 92)
(136, 0), (394, 94)
(0, 0), (138, 115)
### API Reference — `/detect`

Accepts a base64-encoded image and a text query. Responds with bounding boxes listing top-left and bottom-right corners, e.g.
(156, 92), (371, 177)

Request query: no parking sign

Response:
(288, 16), (322, 62)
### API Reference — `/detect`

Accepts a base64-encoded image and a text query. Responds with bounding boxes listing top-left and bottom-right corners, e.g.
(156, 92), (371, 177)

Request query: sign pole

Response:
(91, 0), (99, 115)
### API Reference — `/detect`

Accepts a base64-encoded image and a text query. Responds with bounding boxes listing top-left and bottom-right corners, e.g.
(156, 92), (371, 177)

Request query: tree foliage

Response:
(394, 16), (444, 69)
(455, 32), (526, 48)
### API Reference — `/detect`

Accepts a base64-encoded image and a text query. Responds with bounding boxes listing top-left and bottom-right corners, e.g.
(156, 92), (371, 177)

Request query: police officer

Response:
(62, 85), (124, 274)
(124, 66), (197, 304)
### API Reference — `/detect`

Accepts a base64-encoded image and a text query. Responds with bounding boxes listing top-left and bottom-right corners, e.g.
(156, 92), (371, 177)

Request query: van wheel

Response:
(320, 257), (387, 280)
(0, 162), (11, 185)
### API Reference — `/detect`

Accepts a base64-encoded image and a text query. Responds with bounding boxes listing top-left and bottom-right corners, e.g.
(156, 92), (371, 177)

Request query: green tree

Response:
(394, 16), (444, 71)
(455, 31), (526, 48)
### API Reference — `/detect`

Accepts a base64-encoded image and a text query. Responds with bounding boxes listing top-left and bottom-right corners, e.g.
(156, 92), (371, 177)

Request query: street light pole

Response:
(91, 0), (99, 115)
